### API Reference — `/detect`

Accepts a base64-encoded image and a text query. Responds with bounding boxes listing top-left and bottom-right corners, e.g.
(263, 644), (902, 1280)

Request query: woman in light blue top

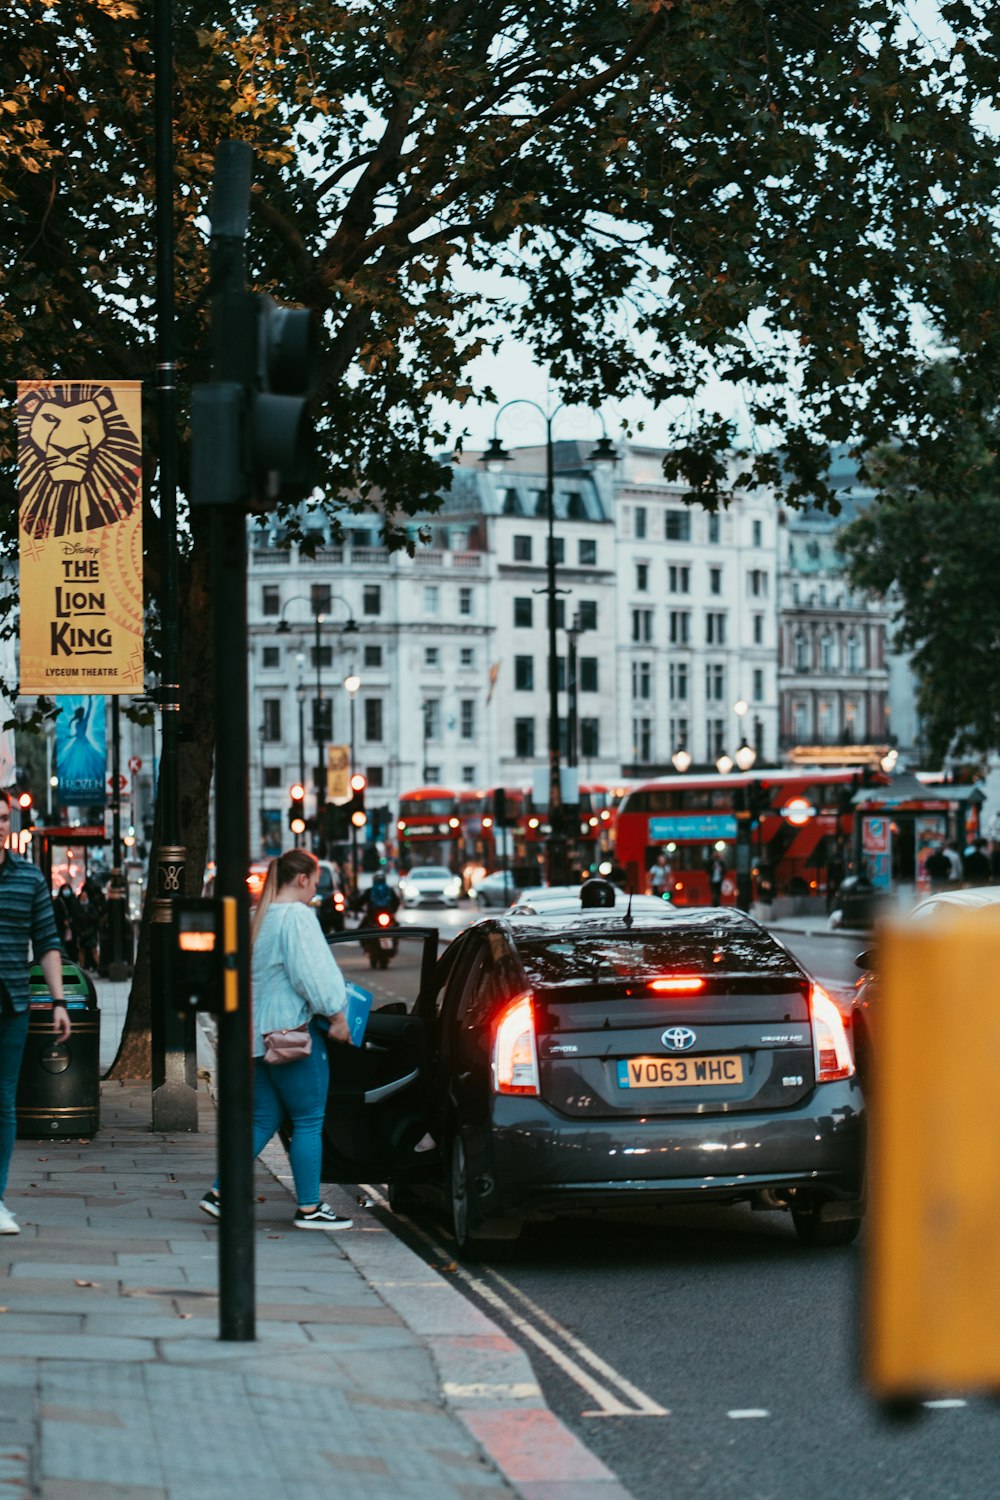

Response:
(200, 849), (354, 1230)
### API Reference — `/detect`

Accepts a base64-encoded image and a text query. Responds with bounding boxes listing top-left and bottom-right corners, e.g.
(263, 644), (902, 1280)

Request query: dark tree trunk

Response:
(105, 530), (215, 1079)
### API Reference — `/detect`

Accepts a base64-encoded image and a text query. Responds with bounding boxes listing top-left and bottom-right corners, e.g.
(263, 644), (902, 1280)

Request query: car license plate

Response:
(379, 936), (394, 950)
(617, 1055), (744, 1088)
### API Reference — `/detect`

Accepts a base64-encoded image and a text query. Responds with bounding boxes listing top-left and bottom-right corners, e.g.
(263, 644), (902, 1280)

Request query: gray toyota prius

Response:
(321, 906), (865, 1254)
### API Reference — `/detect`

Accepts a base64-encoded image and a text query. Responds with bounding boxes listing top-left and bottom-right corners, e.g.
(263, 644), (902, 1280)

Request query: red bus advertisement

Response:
(615, 769), (878, 906)
(395, 787), (460, 870)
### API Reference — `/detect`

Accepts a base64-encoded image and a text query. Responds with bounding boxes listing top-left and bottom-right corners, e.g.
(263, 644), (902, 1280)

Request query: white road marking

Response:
(728, 1408), (770, 1419)
(360, 1183), (669, 1418)
(923, 1399), (967, 1410)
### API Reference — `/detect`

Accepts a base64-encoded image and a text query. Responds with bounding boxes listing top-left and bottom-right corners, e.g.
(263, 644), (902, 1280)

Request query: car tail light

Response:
(491, 992), (539, 1095)
(376, 911), (391, 928)
(810, 982), (854, 1082)
(649, 977), (705, 994)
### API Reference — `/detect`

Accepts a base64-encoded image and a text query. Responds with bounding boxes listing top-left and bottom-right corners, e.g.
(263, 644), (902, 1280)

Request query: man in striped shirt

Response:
(0, 790), (71, 1234)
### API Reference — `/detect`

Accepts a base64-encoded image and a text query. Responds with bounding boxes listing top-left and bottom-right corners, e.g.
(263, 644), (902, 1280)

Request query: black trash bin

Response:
(16, 959), (101, 1139)
(835, 874), (886, 929)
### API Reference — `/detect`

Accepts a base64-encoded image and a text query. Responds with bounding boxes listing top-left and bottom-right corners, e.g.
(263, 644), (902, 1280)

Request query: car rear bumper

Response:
(471, 1083), (865, 1221)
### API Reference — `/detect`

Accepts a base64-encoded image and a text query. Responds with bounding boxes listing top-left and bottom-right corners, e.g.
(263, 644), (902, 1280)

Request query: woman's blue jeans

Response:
(0, 1010), (30, 1202)
(251, 1025), (330, 1208)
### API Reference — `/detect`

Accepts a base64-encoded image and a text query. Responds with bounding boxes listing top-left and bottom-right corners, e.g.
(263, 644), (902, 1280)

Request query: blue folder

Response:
(344, 982), (373, 1046)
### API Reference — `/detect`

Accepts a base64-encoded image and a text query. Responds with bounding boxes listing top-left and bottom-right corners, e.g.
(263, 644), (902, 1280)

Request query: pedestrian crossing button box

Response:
(174, 898), (225, 1014)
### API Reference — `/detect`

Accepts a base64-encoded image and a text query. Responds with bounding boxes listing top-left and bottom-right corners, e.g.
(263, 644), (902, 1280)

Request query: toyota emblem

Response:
(662, 1026), (697, 1052)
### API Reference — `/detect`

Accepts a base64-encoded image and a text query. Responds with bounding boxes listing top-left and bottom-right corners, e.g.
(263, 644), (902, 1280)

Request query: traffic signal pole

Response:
(191, 141), (319, 1342)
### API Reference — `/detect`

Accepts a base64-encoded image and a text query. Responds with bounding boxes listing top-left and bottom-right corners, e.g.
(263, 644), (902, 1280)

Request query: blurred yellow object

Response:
(864, 906), (1000, 1399)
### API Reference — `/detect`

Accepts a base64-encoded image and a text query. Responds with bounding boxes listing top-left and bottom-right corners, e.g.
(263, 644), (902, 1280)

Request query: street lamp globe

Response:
(716, 753), (734, 775)
(734, 740), (757, 772)
(343, 674), (361, 696)
(671, 747), (692, 773)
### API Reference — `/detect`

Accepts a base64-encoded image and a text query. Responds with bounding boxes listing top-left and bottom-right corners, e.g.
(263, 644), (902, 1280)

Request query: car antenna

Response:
(623, 887), (634, 929)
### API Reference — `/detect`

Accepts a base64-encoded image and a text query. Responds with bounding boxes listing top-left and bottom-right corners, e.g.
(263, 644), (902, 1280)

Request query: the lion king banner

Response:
(17, 380), (144, 694)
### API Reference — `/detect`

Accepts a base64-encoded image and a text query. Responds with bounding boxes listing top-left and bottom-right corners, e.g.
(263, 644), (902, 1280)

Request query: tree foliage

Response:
(837, 398), (1000, 763)
(2, 0), (1000, 1070)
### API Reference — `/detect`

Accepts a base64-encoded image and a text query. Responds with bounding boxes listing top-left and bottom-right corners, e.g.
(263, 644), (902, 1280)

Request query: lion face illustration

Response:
(18, 383), (142, 540)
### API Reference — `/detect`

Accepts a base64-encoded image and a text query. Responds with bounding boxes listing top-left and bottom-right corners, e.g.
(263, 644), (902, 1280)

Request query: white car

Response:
(398, 865), (463, 907)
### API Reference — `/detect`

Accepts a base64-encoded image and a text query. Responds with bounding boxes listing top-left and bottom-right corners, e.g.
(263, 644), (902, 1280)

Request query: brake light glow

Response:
(376, 911), (391, 928)
(810, 982), (854, 1082)
(649, 977), (705, 994)
(491, 992), (539, 1095)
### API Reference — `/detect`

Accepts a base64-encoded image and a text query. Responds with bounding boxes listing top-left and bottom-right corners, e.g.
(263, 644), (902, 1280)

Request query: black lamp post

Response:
(277, 594), (357, 852)
(344, 673), (362, 887)
(482, 410), (615, 883)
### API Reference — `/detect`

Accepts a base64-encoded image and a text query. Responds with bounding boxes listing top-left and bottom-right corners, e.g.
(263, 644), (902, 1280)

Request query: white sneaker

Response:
(0, 1202), (20, 1235)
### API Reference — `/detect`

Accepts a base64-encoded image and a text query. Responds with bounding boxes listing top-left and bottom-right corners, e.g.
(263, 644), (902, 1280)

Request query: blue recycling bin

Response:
(16, 959), (101, 1138)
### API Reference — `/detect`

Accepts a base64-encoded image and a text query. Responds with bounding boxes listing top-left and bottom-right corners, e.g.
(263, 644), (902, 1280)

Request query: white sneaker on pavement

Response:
(0, 1202), (20, 1235)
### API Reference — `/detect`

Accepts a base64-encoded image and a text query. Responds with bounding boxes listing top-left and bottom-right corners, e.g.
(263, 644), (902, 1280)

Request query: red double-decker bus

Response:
(395, 787), (460, 870)
(615, 769), (878, 906)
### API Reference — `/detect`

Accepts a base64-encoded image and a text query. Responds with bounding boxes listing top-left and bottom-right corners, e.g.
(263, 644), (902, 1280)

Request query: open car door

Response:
(319, 924), (441, 1183)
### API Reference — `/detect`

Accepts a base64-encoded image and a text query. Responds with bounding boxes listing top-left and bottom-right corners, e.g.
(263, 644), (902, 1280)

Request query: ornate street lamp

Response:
(277, 593), (356, 852)
(482, 404), (616, 882)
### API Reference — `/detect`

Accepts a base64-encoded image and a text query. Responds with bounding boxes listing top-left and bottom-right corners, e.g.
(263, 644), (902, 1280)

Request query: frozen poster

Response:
(55, 695), (106, 802)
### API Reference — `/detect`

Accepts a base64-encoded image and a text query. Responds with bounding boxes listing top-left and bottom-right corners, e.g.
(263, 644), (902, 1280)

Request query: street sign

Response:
(128, 755), (143, 772)
(108, 773), (127, 792)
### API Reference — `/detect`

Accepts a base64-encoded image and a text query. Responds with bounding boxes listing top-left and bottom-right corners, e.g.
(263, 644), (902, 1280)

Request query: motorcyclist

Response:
(362, 871), (399, 925)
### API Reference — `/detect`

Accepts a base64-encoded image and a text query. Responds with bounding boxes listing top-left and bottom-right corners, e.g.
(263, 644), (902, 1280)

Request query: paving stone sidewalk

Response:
(0, 1032), (628, 1500)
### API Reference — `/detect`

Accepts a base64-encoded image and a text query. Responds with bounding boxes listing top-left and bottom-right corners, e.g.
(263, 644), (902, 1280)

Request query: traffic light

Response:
(493, 788), (508, 828)
(349, 772), (367, 830)
(192, 291), (318, 512)
(288, 783), (306, 836)
(17, 791), (34, 829)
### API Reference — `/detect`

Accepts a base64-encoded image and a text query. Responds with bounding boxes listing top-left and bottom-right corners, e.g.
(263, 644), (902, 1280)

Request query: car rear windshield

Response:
(518, 927), (802, 989)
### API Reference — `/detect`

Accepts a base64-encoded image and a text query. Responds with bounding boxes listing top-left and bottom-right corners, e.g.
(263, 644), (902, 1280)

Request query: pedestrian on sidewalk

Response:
(200, 848), (354, 1231)
(0, 790), (72, 1235)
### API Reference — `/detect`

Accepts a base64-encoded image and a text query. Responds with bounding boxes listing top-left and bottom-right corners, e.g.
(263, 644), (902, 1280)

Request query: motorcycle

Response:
(360, 908), (399, 970)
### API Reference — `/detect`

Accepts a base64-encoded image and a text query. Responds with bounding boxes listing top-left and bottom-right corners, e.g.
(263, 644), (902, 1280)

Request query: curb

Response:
(257, 1136), (632, 1500)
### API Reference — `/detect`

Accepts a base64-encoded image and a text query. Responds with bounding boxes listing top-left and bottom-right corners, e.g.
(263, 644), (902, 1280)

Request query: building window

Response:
(262, 699), (282, 742)
(665, 509), (691, 541)
(794, 630), (809, 671)
(579, 657), (598, 692)
(793, 701), (809, 740)
(513, 535), (533, 561)
(514, 656), (534, 691)
(261, 646), (280, 670)
(462, 764), (477, 784)
(631, 661), (652, 699)
(424, 764), (442, 782)
(460, 700), (476, 741)
(311, 583), (332, 617)
(708, 513), (720, 544)
(635, 506), (647, 540)
(709, 566), (722, 596)
(706, 718), (725, 758)
(423, 585), (439, 615)
(668, 564), (690, 593)
(362, 584), (381, 615)
(705, 662), (725, 701)
(424, 646), (440, 669)
(502, 487), (520, 515)
(632, 608), (653, 643)
(846, 630), (860, 672)
(554, 598), (566, 630)
(423, 699), (440, 740)
(669, 662), (688, 700)
(458, 586), (473, 617)
(364, 644), (383, 669)
(264, 766), (282, 789)
(579, 538), (597, 566)
(550, 537), (565, 565)
(310, 644), (333, 670)
(669, 716), (689, 750)
(515, 718), (535, 758)
(514, 597), (533, 627)
(753, 613), (764, 645)
(367, 766), (384, 788)
(752, 519), (762, 548)
(364, 699), (383, 742)
(633, 718), (652, 762)
(747, 569), (769, 598)
(567, 491), (587, 520)
(578, 601), (598, 631)
(580, 719), (600, 757)
(636, 562), (649, 592)
(705, 611), (727, 645)
(753, 668), (764, 702)
(820, 630), (836, 671)
(460, 647), (475, 668)
(669, 610), (690, 646)
(262, 585), (280, 617)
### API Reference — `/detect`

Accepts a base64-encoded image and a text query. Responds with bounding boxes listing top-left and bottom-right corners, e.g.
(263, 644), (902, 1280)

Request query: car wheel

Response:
(387, 1179), (422, 1215)
(449, 1135), (521, 1260)
(792, 1208), (862, 1248)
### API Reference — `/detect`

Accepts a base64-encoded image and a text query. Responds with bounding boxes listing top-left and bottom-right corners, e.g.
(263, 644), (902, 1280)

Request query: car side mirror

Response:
(855, 948), (876, 971)
(375, 1000), (407, 1016)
